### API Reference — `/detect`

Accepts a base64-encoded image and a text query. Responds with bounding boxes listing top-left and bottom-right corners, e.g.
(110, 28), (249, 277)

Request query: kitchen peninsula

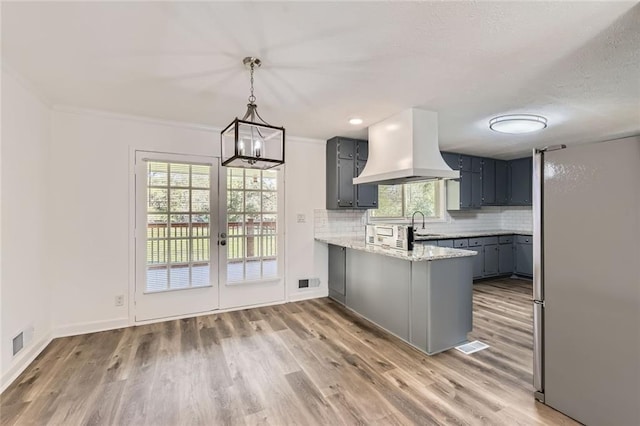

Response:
(316, 237), (476, 355)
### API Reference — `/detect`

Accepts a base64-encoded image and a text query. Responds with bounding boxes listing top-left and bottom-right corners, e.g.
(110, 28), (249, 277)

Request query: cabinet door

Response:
(499, 243), (514, 274)
(355, 159), (378, 208)
(460, 155), (472, 172)
(473, 247), (484, 279)
(328, 245), (346, 304)
(495, 160), (509, 205)
(509, 157), (532, 205)
(471, 157), (483, 173)
(484, 244), (499, 276)
(471, 172), (482, 208)
(356, 141), (368, 160)
(460, 171), (472, 208)
(337, 158), (355, 207)
(515, 242), (533, 276)
(442, 152), (460, 170)
(337, 138), (355, 160)
(482, 158), (496, 205)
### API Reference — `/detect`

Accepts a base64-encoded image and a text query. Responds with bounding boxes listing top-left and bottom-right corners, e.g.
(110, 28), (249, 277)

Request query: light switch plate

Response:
(297, 214), (306, 223)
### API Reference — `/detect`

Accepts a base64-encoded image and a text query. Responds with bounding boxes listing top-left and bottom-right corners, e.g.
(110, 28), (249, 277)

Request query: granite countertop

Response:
(414, 229), (533, 241)
(315, 237), (477, 262)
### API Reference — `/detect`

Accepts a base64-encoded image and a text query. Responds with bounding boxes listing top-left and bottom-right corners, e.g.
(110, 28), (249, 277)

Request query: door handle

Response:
(219, 240), (226, 246)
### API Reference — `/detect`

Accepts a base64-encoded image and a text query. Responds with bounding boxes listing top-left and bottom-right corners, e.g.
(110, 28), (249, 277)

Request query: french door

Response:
(135, 152), (285, 321)
(134, 152), (219, 321)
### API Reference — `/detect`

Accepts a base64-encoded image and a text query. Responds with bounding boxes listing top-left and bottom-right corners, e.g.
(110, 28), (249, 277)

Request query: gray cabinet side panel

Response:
(346, 249), (411, 340)
(328, 245), (346, 296)
(543, 137), (640, 425)
(425, 257), (473, 354)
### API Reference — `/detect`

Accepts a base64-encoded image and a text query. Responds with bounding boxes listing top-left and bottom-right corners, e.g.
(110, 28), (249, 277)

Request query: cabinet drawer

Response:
(499, 235), (513, 244)
(437, 239), (454, 248)
(517, 235), (533, 244)
(468, 238), (483, 247)
(483, 236), (499, 245)
(453, 239), (468, 248)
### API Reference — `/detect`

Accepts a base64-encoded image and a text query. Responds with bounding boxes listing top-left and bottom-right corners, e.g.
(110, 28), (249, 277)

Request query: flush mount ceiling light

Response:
(221, 57), (285, 169)
(349, 117), (363, 125)
(489, 114), (548, 134)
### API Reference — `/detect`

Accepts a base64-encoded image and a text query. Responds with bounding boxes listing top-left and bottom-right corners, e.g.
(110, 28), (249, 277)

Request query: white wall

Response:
(1, 68), (53, 389)
(49, 107), (327, 334)
(284, 139), (328, 301)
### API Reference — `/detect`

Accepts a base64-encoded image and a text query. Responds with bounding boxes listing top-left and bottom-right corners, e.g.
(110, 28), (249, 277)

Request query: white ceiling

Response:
(2, 1), (639, 159)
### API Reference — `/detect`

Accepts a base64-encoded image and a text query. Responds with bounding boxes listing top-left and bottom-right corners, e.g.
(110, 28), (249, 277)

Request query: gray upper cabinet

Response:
(327, 137), (378, 209)
(355, 160), (378, 208)
(508, 157), (532, 206)
(481, 158), (496, 205)
(495, 160), (509, 205)
(444, 153), (482, 210)
(442, 152), (460, 170)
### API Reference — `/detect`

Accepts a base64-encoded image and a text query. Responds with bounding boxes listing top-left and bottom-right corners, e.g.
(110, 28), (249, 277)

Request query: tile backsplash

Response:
(313, 209), (367, 238)
(314, 206), (532, 237)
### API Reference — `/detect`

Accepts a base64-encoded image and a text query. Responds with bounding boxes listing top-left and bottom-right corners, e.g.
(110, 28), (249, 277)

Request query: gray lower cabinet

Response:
(498, 235), (514, 275)
(328, 244), (346, 304)
(422, 233), (532, 280)
(515, 235), (533, 276)
(483, 237), (499, 276)
(467, 238), (483, 279)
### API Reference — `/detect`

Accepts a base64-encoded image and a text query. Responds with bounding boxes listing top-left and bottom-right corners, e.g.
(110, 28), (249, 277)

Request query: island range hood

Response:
(353, 108), (459, 185)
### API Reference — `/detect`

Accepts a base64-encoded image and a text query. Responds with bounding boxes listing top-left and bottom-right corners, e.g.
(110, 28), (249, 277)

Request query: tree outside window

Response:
(370, 181), (440, 219)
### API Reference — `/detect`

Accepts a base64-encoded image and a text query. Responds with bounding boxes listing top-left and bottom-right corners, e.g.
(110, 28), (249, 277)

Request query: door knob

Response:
(220, 240), (227, 246)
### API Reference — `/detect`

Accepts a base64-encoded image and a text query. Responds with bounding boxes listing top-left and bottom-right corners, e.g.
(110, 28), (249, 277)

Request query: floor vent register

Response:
(455, 340), (490, 355)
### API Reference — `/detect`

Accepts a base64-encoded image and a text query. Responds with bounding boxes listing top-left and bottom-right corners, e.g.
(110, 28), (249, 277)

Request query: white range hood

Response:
(353, 108), (459, 185)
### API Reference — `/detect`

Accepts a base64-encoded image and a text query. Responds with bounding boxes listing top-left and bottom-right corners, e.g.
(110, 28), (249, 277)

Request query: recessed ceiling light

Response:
(489, 114), (547, 134)
(349, 117), (363, 125)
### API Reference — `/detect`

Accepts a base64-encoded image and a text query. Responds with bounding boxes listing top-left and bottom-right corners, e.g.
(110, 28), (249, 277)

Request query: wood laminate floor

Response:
(1, 278), (577, 425)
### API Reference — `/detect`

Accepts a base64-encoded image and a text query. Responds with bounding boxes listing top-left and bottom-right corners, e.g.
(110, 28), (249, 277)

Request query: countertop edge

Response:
(315, 238), (477, 261)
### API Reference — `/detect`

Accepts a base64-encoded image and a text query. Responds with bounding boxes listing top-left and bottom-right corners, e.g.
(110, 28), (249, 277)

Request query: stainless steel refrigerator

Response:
(533, 136), (640, 425)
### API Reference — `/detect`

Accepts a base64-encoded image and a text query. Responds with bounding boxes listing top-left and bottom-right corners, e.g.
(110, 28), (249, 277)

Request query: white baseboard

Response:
(53, 317), (130, 338)
(1, 332), (53, 394)
(287, 288), (328, 303)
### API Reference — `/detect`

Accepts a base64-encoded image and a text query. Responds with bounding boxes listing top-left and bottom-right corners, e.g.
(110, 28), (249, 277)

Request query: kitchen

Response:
(1, 2), (639, 425)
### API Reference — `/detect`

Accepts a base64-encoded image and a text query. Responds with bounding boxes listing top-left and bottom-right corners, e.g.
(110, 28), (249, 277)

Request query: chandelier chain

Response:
(248, 62), (256, 104)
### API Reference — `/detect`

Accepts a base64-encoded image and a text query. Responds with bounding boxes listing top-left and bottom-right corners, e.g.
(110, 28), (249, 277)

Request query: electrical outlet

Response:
(115, 295), (124, 306)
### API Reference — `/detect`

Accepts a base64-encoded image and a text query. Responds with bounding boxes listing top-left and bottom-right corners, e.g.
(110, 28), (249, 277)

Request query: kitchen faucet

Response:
(411, 211), (425, 232)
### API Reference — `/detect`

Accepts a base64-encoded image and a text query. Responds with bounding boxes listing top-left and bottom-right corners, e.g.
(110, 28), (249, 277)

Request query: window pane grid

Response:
(146, 161), (211, 293)
(370, 181), (440, 219)
(227, 168), (278, 283)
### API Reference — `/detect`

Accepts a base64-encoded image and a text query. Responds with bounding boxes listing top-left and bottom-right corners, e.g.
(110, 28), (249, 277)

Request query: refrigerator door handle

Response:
(533, 300), (544, 398)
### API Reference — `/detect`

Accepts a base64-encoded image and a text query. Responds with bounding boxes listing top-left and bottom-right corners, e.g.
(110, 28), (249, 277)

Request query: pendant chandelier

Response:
(221, 57), (285, 169)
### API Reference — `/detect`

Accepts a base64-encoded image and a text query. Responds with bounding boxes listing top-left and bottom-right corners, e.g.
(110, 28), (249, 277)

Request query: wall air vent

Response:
(12, 332), (24, 356)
